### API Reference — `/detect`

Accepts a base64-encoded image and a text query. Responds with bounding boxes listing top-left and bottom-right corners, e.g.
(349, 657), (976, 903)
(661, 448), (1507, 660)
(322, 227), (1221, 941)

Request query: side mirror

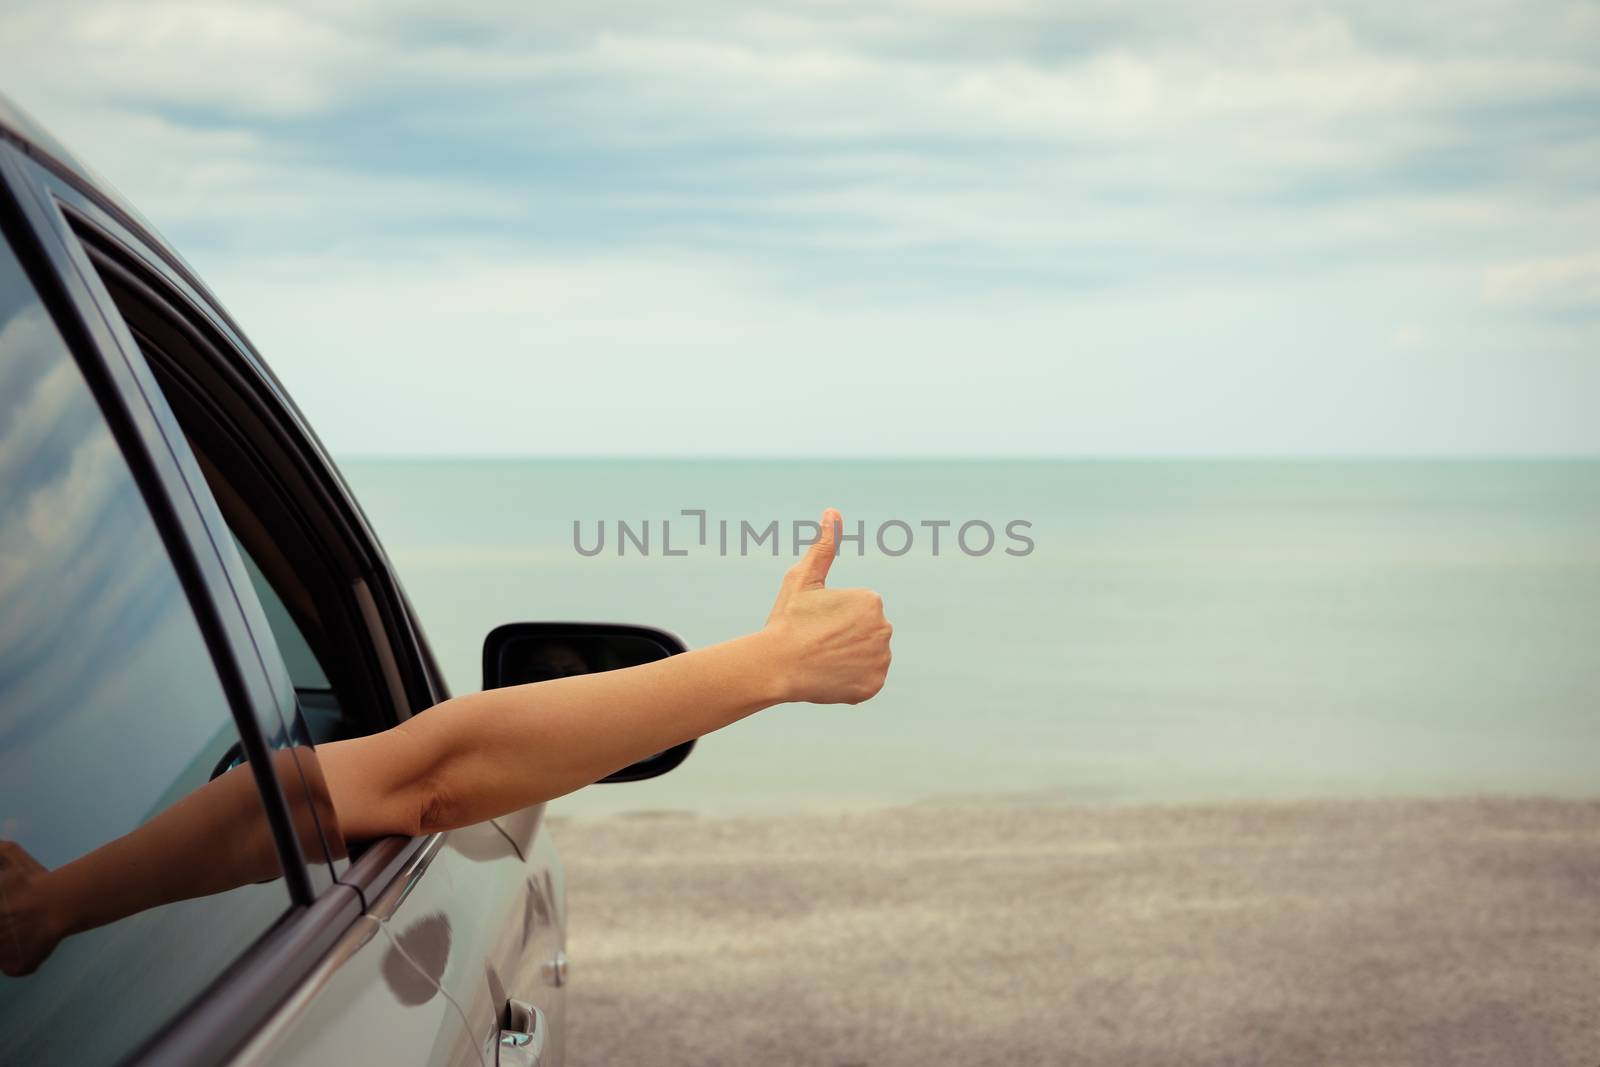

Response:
(481, 622), (695, 783)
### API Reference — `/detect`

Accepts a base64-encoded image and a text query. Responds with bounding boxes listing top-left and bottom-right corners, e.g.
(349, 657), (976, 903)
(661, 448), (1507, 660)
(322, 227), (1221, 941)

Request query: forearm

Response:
(29, 750), (332, 945)
(321, 630), (792, 838)
(0, 509), (888, 980)
(419, 629), (792, 828)
(43, 789), (267, 937)
(317, 508), (890, 842)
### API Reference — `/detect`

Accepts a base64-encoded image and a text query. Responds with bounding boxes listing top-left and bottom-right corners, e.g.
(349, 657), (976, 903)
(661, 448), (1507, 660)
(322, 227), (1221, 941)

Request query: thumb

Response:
(793, 507), (840, 588)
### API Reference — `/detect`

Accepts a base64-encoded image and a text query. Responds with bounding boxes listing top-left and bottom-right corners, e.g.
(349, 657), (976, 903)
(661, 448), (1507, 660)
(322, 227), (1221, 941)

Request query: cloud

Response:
(1387, 325), (1429, 351)
(0, 0), (1596, 454)
(1483, 250), (1600, 311)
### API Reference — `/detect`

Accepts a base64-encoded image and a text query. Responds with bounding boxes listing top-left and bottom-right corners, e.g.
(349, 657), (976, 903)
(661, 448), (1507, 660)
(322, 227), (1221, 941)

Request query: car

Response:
(0, 93), (691, 1067)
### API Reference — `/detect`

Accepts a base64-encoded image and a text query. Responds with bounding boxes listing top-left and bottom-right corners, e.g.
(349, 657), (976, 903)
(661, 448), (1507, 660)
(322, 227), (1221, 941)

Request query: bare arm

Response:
(319, 508), (892, 840)
(0, 749), (339, 976)
(0, 509), (887, 976)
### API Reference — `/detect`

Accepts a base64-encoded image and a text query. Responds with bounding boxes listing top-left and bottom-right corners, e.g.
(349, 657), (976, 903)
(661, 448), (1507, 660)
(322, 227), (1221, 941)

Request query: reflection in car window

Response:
(0, 238), (291, 1066)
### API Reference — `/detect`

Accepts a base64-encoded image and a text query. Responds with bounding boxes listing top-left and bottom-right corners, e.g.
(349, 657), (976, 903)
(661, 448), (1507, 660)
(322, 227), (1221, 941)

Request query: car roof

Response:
(0, 91), (212, 303)
(0, 91), (343, 485)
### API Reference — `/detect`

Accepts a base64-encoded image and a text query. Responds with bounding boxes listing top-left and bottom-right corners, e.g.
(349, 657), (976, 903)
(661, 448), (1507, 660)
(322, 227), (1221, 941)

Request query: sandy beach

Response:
(550, 796), (1600, 1066)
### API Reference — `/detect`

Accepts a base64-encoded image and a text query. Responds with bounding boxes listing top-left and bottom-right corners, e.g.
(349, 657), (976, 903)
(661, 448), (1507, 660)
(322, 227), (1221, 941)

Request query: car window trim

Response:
(41, 165), (454, 903)
(68, 224), (457, 907)
(215, 830), (448, 1067)
(1, 143), (466, 1062)
(82, 242), (402, 744)
(133, 883), (367, 1067)
(62, 207), (448, 720)
(0, 144), (399, 1066)
(0, 142), (321, 900)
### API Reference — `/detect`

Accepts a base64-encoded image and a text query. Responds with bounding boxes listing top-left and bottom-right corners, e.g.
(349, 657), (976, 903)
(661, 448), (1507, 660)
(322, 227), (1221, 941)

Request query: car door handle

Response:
(498, 999), (547, 1067)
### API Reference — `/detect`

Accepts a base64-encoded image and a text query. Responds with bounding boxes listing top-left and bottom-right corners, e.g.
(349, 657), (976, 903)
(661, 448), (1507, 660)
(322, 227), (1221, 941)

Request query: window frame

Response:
(84, 239), (399, 747)
(0, 140), (372, 1066)
(50, 198), (459, 908)
(63, 203), (447, 723)
(0, 117), (475, 1062)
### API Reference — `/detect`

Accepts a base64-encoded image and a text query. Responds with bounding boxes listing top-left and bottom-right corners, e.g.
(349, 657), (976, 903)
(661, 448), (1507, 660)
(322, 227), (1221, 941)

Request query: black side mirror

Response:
(481, 622), (695, 783)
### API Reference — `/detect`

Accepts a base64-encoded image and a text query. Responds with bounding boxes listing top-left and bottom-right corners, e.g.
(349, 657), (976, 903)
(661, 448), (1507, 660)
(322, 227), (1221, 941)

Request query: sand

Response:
(549, 796), (1600, 1067)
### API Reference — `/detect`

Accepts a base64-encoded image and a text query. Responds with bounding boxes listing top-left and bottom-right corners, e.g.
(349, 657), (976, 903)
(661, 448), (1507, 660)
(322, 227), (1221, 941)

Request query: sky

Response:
(1, 0), (1597, 457)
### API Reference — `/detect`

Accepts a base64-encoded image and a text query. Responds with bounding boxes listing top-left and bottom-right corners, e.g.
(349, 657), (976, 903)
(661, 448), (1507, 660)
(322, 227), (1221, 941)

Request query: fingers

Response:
(790, 507), (841, 589)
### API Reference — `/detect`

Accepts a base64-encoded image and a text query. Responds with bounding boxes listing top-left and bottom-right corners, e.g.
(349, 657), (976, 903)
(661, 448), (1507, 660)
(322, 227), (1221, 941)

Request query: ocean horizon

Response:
(338, 458), (1600, 819)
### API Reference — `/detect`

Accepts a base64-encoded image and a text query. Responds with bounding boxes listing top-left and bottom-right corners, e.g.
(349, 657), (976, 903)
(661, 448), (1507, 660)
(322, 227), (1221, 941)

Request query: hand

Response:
(764, 508), (893, 705)
(0, 840), (65, 977)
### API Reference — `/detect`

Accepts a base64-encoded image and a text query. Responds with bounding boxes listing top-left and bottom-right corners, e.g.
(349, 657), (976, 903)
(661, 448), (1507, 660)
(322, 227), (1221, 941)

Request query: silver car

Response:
(0, 95), (689, 1066)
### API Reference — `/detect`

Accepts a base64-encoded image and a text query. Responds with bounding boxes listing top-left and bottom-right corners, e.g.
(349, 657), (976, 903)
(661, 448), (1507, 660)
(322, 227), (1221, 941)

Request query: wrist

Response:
(31, 869), (78, 941)
(0, 869), (70, 977)
(746, 626), (800, 706)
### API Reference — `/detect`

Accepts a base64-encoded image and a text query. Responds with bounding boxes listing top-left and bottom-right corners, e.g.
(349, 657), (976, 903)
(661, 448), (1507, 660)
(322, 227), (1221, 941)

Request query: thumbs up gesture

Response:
(764, 508), (893, 705)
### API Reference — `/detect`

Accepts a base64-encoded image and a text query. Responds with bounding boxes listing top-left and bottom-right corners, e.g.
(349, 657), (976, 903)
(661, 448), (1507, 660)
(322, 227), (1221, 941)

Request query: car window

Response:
(0, 234), (292, 1066)
(70, 239), (400, 747)
(160, 379), (383, 748)
(228, 527), (354, 746)
(234, 532), (331, 690)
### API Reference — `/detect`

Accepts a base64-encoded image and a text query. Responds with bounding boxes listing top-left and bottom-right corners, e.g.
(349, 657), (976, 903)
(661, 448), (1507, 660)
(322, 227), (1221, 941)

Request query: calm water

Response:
(339, 460), (1600, 817)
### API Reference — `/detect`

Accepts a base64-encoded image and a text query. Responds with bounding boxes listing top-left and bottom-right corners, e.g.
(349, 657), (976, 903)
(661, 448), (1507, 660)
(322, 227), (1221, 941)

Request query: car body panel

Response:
(229, 911), (479, 1067)
(377, 820), (567, 1067)
(242, 823), (566, 1067)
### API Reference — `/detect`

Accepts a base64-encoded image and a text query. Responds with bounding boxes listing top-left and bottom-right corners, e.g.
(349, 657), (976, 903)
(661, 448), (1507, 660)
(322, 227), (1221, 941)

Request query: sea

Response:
(337, 459), (1600, 818)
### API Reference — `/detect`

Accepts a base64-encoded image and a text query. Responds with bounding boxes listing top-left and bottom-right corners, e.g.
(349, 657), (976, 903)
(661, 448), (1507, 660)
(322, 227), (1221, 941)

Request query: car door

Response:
(0, 141), (366, 1066)
(0, 138), (567, 1065)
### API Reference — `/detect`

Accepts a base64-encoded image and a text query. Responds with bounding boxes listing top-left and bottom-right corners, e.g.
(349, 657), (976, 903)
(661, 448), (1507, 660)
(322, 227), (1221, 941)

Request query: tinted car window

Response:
(229, 530), (355, 746)
(0, 236), (291, 1065)
(234, 531), (331, 690)
(180, 422), (368, 746)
